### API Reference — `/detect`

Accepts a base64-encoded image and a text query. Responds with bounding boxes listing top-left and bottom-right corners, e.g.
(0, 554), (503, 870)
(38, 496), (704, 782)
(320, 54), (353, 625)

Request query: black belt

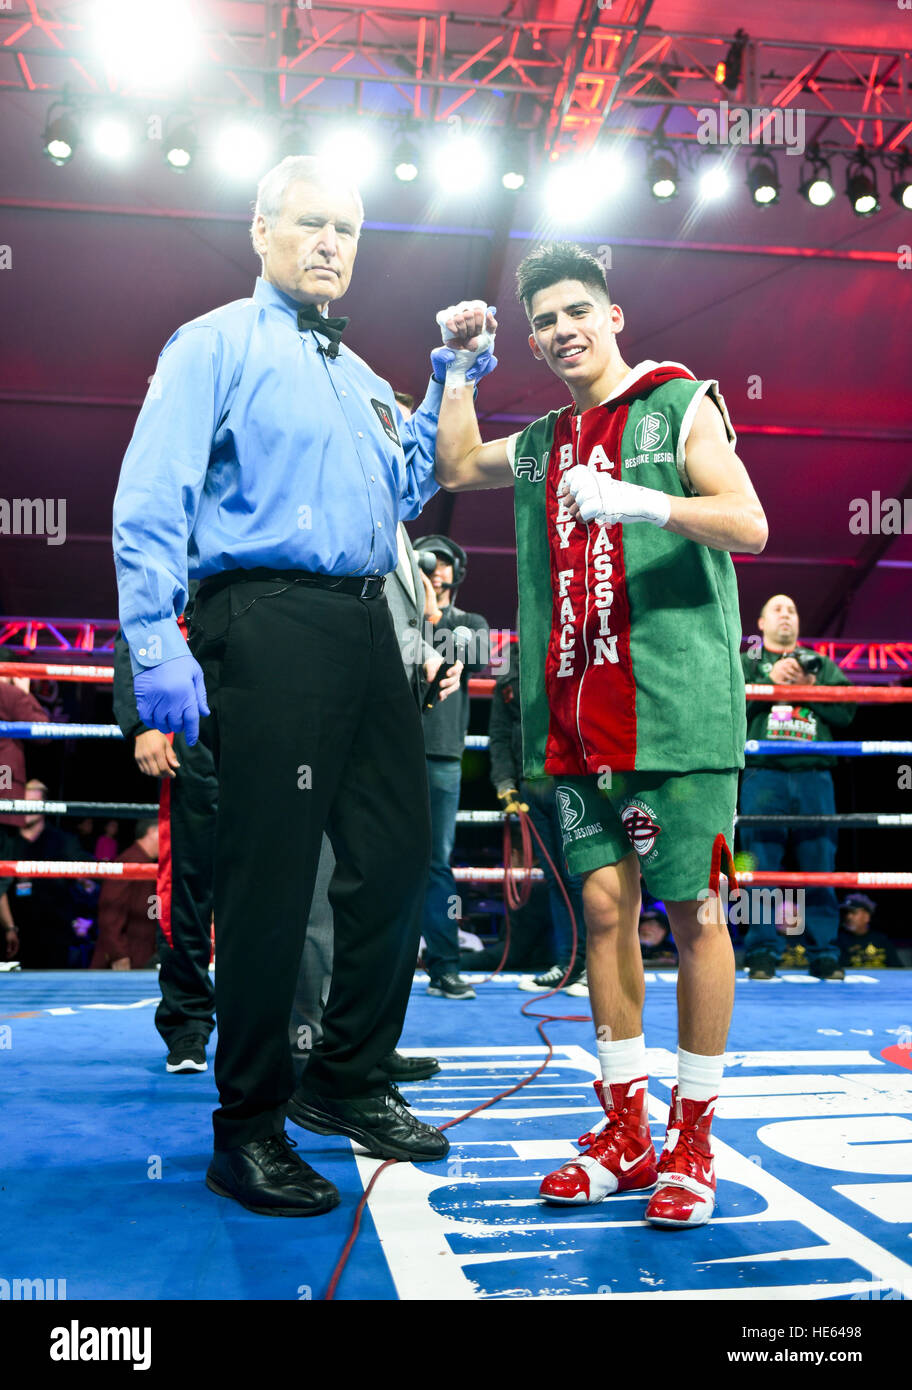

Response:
(198, 567), (386, 601)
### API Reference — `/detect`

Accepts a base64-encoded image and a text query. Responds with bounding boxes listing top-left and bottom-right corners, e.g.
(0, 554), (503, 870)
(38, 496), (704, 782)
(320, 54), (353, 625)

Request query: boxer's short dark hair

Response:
(516, 242), (611, 320)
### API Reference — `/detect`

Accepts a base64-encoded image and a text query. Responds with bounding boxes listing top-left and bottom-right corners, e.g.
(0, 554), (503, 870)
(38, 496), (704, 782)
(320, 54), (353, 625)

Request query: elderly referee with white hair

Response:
(113, 155), (498, 1217)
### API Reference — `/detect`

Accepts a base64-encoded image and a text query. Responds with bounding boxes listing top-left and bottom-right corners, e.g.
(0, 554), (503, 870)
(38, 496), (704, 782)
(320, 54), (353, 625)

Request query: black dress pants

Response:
(154, 730), (218, 1049)
(190, 574), (431, 1150)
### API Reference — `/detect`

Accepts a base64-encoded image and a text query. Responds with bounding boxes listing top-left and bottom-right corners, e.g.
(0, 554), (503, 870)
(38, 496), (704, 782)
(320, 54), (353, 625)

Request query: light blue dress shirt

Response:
(113, 276), (443, 671)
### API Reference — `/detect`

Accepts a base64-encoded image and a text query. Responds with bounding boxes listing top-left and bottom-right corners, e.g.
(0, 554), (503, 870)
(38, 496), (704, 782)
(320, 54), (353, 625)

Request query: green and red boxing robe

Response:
(506, 360), (747, 780)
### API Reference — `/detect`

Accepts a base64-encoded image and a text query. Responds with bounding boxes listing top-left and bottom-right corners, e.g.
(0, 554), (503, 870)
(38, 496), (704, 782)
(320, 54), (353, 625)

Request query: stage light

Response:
(720, 28), (748, 93)
(747, 153), (779, 205)
(433, 134), (490, 192)
(317, 127), (380, 184)
(215, 122), (273, 180)
(543, 151), (622, 221)
(889, 159), (912, 210)
(543, 160), (592, 219)
(799, 153), (835, 206)
(164, 122), (196, 170)
(698, 158), (729, 200)
(593, 147), (626, 194)
(846, 154), (879, 216)
(892, 179), (912, 210)
(393, 138), (419, 183)
(43, 109), (79, 166)
(91, 0), (199, 88)
(648, 148), (677, 199)
(89, 114), (135, 162)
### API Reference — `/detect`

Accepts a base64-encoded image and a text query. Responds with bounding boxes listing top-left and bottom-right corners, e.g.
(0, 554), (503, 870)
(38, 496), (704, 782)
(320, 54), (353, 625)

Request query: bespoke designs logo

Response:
(556, 785), (586, 834)
(633, 412), (670, 453)
(621, 801), (662, 859)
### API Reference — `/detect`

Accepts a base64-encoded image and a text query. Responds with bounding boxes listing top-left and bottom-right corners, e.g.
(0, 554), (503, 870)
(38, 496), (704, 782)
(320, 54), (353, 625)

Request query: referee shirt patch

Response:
(371, 398), (401, 446)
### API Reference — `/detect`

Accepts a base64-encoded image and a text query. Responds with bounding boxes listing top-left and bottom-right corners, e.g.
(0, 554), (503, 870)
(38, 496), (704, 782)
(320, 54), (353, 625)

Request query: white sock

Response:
(677, 1047), (723, 1103)
(597, 1033), (647, 1087)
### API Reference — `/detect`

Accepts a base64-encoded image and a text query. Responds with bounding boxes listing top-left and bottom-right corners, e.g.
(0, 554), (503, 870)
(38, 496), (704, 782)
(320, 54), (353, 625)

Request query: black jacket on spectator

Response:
(741, 647), (856, 770)
(838, 928), (901, 969)
(0, 824), (83, 967)
(421, 602), (490, 758)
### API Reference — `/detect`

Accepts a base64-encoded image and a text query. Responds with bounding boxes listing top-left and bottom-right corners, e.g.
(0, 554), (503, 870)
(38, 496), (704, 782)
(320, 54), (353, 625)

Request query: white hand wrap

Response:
(561, 464), (671, 528)
(436, 302), (494, 375)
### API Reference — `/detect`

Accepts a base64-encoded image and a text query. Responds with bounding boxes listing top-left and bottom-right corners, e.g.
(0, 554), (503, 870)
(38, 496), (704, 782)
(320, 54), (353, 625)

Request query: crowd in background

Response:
(2, 619), (908, 977)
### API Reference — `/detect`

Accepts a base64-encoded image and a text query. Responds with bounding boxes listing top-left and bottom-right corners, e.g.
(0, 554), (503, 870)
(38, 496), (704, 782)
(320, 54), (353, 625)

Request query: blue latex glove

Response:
(133, 653), (210, 746)
(430, 345), (499, 385)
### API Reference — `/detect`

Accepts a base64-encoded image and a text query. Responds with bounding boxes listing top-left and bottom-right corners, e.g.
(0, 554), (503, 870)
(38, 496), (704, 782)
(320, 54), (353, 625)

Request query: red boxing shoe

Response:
(539, 1077), (657, 1205)
(645, 1087), (717, 1228)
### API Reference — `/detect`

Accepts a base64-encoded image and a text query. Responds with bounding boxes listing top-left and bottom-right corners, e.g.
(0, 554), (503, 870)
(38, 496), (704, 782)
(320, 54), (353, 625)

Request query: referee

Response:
(113, 156), (486, 1217)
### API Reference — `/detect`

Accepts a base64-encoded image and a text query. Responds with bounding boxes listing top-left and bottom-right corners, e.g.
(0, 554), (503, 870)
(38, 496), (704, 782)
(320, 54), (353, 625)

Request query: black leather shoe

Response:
(206, 1132), (340, 1216)
(379, 1050), (441, 1082)
(746, 952), (777, 980)
(809, 956), (846, 981)
(287, 1082), (450, 1162)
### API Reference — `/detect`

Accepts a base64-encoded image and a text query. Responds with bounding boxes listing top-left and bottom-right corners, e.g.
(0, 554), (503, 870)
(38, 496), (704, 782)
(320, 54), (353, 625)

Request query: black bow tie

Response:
(297, 303), (349, 358)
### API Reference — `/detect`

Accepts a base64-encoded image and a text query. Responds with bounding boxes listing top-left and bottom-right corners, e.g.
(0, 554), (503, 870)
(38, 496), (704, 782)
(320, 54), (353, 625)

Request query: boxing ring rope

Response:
(5, 724), (912, 758)
(1, 668), (910, 893)
(2, 862), (910, 890)
(2, 800), (912, 830)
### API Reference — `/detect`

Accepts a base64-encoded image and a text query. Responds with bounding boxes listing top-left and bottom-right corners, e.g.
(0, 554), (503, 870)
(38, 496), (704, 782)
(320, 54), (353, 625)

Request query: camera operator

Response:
(739, 594), (856, 980)
(413, 535), (490, 999)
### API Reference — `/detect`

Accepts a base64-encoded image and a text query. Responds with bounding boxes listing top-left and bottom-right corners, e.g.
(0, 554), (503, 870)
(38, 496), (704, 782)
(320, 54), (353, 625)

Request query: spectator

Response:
(91, 819), (160, 970)
(837, 893), (901, 969)
(488, 635), (588, 996)
(94, 820), (120, 862)
(0, 675), (50, 829)
(775, 898), (808, 969)
(0, 780), (83, 968)
(638, 907), (677, 965)
(113, 586), (218, 1070)
(74, 817), (97, 855)
(739, 594), (855, 981)
(413, 534), (490, 1000)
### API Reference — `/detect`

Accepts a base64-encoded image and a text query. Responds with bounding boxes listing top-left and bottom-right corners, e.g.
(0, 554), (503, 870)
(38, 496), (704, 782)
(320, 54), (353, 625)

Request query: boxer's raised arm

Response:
(435, 388), (514, 492)
(431, 298), (513, 492)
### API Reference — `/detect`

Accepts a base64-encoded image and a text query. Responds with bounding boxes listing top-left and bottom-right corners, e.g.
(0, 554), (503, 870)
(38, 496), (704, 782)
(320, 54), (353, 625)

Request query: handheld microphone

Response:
(423, 625), (473, 712)
(416, 549), (438, 576)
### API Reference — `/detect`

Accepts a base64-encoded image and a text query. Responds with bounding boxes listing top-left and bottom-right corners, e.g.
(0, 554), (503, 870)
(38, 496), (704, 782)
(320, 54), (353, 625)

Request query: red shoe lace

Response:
(658, 1124), (710, 1180)
(576, 1105), (626, 1158)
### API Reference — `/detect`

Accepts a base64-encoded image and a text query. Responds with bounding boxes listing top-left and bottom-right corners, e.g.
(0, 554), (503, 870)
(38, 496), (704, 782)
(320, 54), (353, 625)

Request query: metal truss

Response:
(3, 1), (910, 159)
(0, 617), (118, 655)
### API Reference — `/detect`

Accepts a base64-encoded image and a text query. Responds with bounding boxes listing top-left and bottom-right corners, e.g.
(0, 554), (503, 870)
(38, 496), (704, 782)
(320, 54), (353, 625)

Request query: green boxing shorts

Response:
(554, 768), (739, 902)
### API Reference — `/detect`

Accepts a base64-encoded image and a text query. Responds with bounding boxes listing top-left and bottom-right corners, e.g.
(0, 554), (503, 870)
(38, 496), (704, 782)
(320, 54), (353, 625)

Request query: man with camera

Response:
(412, 535), (490, 1000)
(739, 594), (856, 980)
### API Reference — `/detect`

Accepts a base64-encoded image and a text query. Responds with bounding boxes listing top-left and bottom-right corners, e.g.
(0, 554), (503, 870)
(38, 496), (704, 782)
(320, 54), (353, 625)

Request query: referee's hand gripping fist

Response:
(431, 301), (498, 384)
